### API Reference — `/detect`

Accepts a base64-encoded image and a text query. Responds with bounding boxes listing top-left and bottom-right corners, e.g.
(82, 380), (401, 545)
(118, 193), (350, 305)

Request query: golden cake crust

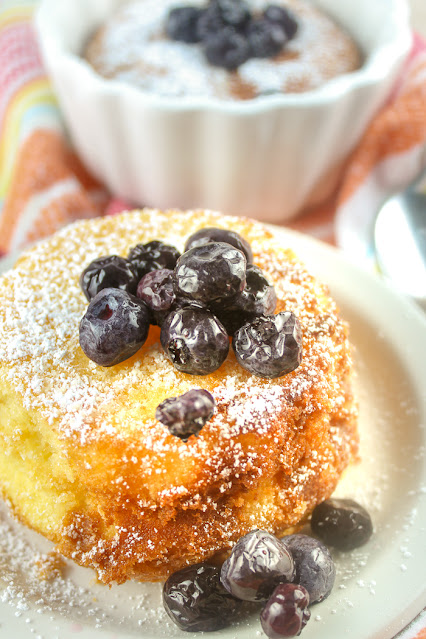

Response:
(0, 209), (358, 584)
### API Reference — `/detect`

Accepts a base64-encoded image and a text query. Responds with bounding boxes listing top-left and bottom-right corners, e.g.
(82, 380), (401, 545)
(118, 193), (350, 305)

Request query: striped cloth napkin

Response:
(0, 3), (425, 636)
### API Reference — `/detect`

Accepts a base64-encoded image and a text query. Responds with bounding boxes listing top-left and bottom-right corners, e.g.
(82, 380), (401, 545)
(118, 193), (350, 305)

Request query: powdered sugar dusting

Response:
(0, 208), (357, 586)
(214, 380), (286, 434)
(0, 208), (349, 452)
(84, 0), (362, 99)
(0, 501), (174, 636)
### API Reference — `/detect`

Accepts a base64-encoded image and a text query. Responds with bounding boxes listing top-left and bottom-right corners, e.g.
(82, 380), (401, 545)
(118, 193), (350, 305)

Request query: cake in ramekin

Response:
(0, 209), (358, 584)
(34, 0), (411, 222)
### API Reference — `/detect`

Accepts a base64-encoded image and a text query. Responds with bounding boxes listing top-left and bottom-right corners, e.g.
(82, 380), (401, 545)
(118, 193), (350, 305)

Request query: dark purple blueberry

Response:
(204, 27), (250, 70)
(196, 5), (226, 40)
(79, 255), (139, 301)
(260, 583), (310, 638)
(173, 242), (246, 305)
(212, 264), (277, 335)
(197, 0), (250, 40)
(247, 18), (287, 58)
(283, 534), (335, 604)
(158, 298), (206, 328)
(184, 227), (253, 263)
(232, 311), (302, 378)
(160, 306), (229, 375)
(264, 5), (298, 39)
(220, 530), (294, 602)
(79, 288), (150, 367)
(156, 389), (216, 440)
(310, 498), (373, 551)
(136, 268), (176, 325)
(127, 240), (181, 280)
(163, 563), (240, 632)
(211, 0), (251, 30)
(165, 6), (203, 43)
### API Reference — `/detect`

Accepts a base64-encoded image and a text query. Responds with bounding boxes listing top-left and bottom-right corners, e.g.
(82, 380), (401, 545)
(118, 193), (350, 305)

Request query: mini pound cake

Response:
(0, 209), (358, 584)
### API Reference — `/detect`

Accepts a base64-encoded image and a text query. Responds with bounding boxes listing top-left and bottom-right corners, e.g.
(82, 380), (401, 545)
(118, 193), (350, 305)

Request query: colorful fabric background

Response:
(0, 1), (425, 636)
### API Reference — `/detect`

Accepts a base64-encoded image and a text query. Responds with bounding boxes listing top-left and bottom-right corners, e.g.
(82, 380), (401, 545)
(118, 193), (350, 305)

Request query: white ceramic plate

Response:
(0, 226), (425, 639)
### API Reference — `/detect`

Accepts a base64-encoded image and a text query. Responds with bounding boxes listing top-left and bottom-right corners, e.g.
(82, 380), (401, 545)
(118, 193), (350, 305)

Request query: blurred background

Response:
(410, 0), (426, 36)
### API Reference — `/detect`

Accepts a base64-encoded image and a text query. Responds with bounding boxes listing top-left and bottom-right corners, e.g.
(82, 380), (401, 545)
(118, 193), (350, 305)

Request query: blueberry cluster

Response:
(165, 0), (298, 71)
(79, 239), (182, 367)
(163, 499), (373, 635)
(78, 226), (302, 380)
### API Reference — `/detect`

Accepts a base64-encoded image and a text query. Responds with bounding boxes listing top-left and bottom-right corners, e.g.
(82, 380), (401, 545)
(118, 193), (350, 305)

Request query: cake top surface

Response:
(0, 209), (350, 464)
(84, 0), (361, 98)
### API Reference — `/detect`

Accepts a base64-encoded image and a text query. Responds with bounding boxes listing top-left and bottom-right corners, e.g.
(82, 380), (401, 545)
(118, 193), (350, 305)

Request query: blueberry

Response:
(79, 288), (150, 367)
(165, 6), (203, 43)
(212, 264), (277, 335)
(163, 563), (240, 632)
(260, 583), (310, 638)
(211, 0), (251, 30)
(127, 240), (180, 280)
(136, 267), (202, 327)
(197, 0), (251, 41)
(264, 5), (298, 39)
(283, 534), (335, 603)
(156, 389), (216, 440)
(247, 18), (287, 58)
(79, 255), (139, 301)
(184, 227), (253, 263)
(310, 498), (373, 551)
(160, 297), (206, 328)
(232, 311), (302, 378)
(160, 306), (229, 375)
(220, 530), (294, 602)
(196, 5), (226, 41)
(173, 242), (246, 305)
(204, 27), (251, 70)
(136, 268), (176, 325)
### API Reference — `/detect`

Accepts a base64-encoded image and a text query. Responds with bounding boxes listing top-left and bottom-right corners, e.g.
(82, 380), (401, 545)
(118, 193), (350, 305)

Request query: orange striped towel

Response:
(0, 2), (109, 255)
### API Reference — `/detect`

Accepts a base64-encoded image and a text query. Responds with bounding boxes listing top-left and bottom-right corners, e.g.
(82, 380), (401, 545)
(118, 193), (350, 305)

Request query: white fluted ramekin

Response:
(34, 0), (411, 223)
